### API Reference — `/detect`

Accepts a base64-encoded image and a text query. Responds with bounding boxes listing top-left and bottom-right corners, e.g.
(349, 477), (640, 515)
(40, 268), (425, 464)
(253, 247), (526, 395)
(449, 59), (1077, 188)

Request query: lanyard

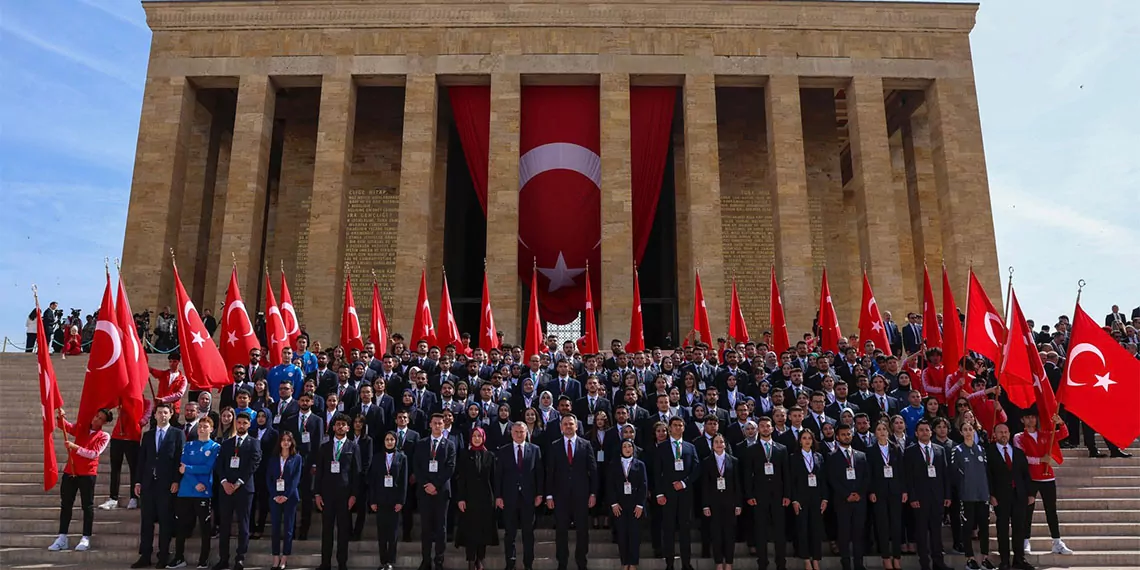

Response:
(922, 445), (931, 465)
(334, 439), (344, 461)
(386, 453), (393, 474)
(880, 445), (891, 465)
(279, 456), (286, 474)
(843, 448), (852, 468)
(623, 458), (632, 479)
(716, 455), (726, 476)
(804, 452), (814, 472)
(673, 441), (682, 460)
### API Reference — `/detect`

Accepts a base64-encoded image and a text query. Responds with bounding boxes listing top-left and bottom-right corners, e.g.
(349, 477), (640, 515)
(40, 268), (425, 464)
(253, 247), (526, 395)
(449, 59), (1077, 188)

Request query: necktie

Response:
(362, 404), (368, 415)
(567, 439), (574, 465)
(431, 439), (438, 458)
(237, 436), (244, 449)
(561, 379), (567, 394)
(398, 430), (405, 447)
(1004, 446), (1013, 470)
(334, 439), (343, 460)
(880, 396), (886, 411)
(517, 445), (524, 472)
(674, 441), (682, 460)
(764, 441), (771, 459)
(156, 428), (165, 452)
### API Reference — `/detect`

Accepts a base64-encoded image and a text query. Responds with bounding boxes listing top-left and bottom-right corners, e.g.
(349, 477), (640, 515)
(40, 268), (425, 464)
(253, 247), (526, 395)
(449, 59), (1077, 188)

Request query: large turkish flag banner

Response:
(519, 86), (601, 325)
(1059, 304), (1140, 448)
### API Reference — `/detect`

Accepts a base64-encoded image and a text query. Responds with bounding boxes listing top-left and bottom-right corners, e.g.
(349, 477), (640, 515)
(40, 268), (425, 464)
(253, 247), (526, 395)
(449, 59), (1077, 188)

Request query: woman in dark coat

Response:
(789, 429), (829, 570)
(701, 433), (743, 570)
(368, 431), (408, 570)
(867, 420), (906, 570)
(587, 409), (612, 528)
(455, 427), (498, 570)
(608, 438), (648, 570)
(350, 414), (374, 540)
(642, 420), (670, 558)
(487, 404), (515, 451)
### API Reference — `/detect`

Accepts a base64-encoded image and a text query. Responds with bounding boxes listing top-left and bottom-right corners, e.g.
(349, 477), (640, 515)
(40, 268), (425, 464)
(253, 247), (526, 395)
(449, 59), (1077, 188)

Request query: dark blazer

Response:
(652, 439), (700, 498)
(985, 443), (1030, 501)
(368, 451), (409, 508)
(412, 435), (457, 498)
(867, 441), (906, 499)
(328, 383), (358, 414)
(410, 388), (437, 416)
(884, 321), (903, 355)
(286, 412), (325, 466)
(215, 433), (262, 493)
(486, 421), (515, 452)
(256, 427), (280, 473)
(306, 368), (338, 394)
(314, 437), (362, 500)
(495, 441), (544, 506)
(545, 436), (599, 501)
(902, 324), (923, 355)
(692, 433), (716, 461)
(137, 425), (186, 490)
(394, 427), (420, 464)
(573, 395), (613, 427)
(606, 457), (648, 510)
(273, 399), (300, 426)
(824, 400), (861, 421)
(220, 381), (256, 411)
(265, 453), (303, 502)
(777, 426), (809, 450)
(824, 446), (871, 501)
(700, 453), (742, 509)
(803, 412), (836, 440)
(789, 448), (829, 506)
(246, 364), (268, 385)
(507, 390), (540, 421)
(904, 442), (951, 504)
(744, 438), (791, 504)
(348, 402), (387, 443)
(866, 393), (901, 425)
(545, 377), (583, 402)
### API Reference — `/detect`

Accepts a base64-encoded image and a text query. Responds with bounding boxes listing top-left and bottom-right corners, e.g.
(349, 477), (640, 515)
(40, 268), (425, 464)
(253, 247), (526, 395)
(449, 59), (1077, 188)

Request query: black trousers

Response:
(251, 470), (270, 534)
(614, 509), (642, 565)
(402, 486), (418, 541)
(871, 495), (903, 559)
(174, 496), (212, 563)
(753, 499), (787, 570)
(708, 504), (738, 564)
(994, 496), (1028, 565)
(834, 502), (867, 570)
(960, 501), (990, 557)
(947, 498), (962, 547)
(502, 497), (537, 568)
(375, 510), (400, 564)
(913, 500), (946, 570)
(320, 497), (352, 568)
(138, 483), (176, 558)
(25, 332), (36, 352)
(298, 465), (315, 537)
(1026, 480), (1060, 538)
(419, 493), (450, 567)
(217, 491), (254, 563)
(661, 491), (694, 567)
(352, 481), (369, 538)
(59, 474), (96, 536)
(109, 439), (140, 501)
(794, 505), (824, 561)
(554, 496), (590, 570)
(649, 502), (664, 551)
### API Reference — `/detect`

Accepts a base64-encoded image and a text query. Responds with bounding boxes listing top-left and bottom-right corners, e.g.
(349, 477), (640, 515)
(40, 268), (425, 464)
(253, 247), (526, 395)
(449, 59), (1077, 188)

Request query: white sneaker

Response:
(48, 535), (68, 551)
(98, 498), (118, 510)
(75, 536), (90, 551)
(127, 498), (139, 509)
(1052, 539), (1074, 555)
(1023, 539), (1032, 555)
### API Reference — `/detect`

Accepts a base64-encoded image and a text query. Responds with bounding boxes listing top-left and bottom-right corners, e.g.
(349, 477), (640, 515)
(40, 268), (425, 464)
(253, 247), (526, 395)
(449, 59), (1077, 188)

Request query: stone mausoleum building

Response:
(121, 0), (1001, 347)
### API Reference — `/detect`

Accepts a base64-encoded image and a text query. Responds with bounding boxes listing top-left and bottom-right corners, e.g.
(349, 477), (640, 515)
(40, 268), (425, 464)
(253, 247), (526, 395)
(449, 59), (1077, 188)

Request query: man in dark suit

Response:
(394, 410), (421, 542)
(329, 375), (359, 415)
(1105, 305), (1127, 327)
(413, 413), (457, 570)
(745, 417), (791, 570)
(825, 380), (861, 420)
(546, 360), (583, 402)
(573, 377), (612, 428)
(213, 411), (261, 570)
(220, 365), (256, 410)
(348, 384), (387, 446)
(904, 420), (952, 570)
(314, 413), (361, 570)
(882, 311), (903, 356)
(287, 391), (325, 541)
(902, 313), (923, 355)
(545, 414), (599, 570)
(307, 352), (339, 394)
(410, 370), (438, 417)
(803, 392), (835, 440)
(246, 348), (268, 384)
(987, 424), (1034, 570)
(496, 422), (545, 570)
(655, 417), (701, 570)
(827, 424), (871, 570)
(131, 403), (185, 569)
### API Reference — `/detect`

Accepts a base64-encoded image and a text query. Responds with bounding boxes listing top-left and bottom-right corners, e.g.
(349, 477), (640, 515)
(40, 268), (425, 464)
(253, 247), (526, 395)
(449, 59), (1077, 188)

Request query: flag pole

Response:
(116, 259), (158, 400)
(36, 284), (74, 474)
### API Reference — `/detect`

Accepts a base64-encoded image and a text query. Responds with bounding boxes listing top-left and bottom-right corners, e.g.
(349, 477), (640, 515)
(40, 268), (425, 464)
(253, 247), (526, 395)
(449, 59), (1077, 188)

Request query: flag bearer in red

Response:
(47, 407), (113, 553)
(1013, 410), (1073, 556)
(150, 353), (188, 425)
(919, 347), (948, 410)
(102, 398), (145, 511)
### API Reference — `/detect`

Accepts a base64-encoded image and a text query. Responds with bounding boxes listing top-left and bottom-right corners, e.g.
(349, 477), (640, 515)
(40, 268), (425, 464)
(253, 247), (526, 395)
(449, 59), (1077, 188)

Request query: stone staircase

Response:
(1, 353), (1137, 570)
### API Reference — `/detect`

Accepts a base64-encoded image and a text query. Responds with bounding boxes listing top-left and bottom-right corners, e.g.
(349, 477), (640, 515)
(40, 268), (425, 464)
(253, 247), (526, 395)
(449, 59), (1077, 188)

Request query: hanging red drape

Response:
(629, 86), (676, 264)
(448, 86), (491, 214)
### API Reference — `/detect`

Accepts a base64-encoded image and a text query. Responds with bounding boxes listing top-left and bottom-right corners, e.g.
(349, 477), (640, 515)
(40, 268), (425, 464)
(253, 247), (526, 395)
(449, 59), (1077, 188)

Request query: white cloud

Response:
(0, 18), (139, 85)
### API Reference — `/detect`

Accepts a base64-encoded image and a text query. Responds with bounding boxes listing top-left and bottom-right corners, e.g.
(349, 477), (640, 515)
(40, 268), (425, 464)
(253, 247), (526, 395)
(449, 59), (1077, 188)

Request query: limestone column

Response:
(600, 73), (634, 347)
(393, 74), (440, 338)
(926, 77), (1001, 307)
(890, 131), (919, 309)
(216, 75), (276, 310)
(765, 76), (815, 336)
(301, 75), (357, 345)
(903, 104), (944, 281)
(846, 76), (905, 317)
(121, 76), (194, 313)
(682, 74), (727, 336)
(485, 74), (522, 342)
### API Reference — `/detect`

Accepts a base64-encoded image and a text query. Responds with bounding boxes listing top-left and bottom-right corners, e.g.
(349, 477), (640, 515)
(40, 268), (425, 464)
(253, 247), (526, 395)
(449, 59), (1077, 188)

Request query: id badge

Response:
(807, 473), (817, 488)
(764, 462), (774, 476)
(301, 432), (311, 444)
(273, 415), (281, 425)
(883, 466), (894, 479)
(597, 450), (605, 462)
(674, 459), (684, 472)
(337, 402), (344, 412)
(623, 482), (632, 495)
(429, 460), (439, 473)
(276, 479), (285, 492)
(384, 475), (394, 488)
(846, 467), (856, 480)
(927, 465), (937, 478)
(716, 477), (726, 491)
(230, 456), (240, 469)
(587, 414), (595, 426)
(330, 461), (341, 474)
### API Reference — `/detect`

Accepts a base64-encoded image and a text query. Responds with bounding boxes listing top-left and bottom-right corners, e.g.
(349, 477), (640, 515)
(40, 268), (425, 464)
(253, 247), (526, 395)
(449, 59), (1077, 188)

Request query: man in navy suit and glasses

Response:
(414, 413), (456, 570)
(496, 422), (545, 570)
(655, 416), (701, 570)
(546, 414), (598, 570)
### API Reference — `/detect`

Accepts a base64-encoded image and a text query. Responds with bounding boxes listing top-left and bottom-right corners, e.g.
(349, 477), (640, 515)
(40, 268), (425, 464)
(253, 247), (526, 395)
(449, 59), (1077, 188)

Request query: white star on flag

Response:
(191, 331), (206, 346)
(538, 252), (585, 292)
(871, 320), (883, 333)
(227, 331), (239, 346)
(1093, 372), (1116, 392)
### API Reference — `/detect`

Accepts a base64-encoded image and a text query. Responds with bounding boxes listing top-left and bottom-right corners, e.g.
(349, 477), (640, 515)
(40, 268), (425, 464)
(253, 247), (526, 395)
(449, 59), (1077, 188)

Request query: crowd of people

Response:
(42, 302), (1138, 570)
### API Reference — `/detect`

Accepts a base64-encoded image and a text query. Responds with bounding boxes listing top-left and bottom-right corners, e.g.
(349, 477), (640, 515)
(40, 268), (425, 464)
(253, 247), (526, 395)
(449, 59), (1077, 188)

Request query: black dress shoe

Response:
(211, 562), (229, 570)
(981, 559), (997, 570)
(1015, 560), (1036, 570)
(132, 556), (152, 569)
(156, 558), (170, 570)
(1089, 450), (1107, 458)
(1111, 451), (1133, 458)
(233, 560), (244, 570)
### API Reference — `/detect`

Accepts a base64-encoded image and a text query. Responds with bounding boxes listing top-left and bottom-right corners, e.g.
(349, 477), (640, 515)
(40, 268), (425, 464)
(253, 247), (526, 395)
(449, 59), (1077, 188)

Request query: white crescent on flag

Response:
(281, 302), (300, 335)
(1064, 342), (1106, 387)
(226, 300), (255, 337)
(92, 321), (123, 370)
(984, 312), (1003, 346)
(519, 142), (602, 190)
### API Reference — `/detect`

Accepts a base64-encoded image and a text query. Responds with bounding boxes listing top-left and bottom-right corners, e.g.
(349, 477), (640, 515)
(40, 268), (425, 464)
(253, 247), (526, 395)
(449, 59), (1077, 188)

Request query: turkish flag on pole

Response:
(1059, 304), (1140, 448)
(817, 268), (842, 354)
(627, 269), (646, 353)
(857, 272), (892, 356)
(524, 269), (544, 361)
(34, 297), (62, 491)
(437, 273), (462, 350)
(114, 276), (148, 430)
(729, 279), (750, 344)
(279, 269), (301, 351)
(769, 267), (790, 355)
(340, 274), (364, 352)
(220, 266), (260, 374)
(369, 280), (390, 354)
(577, 265), (599, 354)
(964, 269), (1005, 366)
(479, 272), (500, 351)
(997, 289), (1036, 409)
(1032, 353), (1064, 465)
(688, 271), (712, 346)
(941, 265), (964, 373)
(264, 270), (288, 366)
(173, 262), (230, 390)
(921, 265), (942, 351)
(77, 273), (131, 429)
(410, 269), (436, 346)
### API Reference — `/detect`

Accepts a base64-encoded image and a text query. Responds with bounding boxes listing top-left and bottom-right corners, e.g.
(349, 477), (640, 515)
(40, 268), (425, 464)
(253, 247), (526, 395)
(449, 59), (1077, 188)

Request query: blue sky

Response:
(1, 0), (1137, 346)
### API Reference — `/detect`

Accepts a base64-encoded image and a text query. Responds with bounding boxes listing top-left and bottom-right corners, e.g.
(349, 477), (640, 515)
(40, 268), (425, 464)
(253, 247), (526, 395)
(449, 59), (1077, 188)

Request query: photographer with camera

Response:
(42, 301), (60, 354)
(153, 306), (177, 353)
(82, 314), (98, 353)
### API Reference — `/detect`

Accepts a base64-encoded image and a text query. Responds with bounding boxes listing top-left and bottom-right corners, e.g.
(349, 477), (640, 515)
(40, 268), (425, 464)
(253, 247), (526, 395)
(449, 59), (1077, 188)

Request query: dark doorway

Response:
(639, 129), (679, 349)
(442, 121), (487, 337)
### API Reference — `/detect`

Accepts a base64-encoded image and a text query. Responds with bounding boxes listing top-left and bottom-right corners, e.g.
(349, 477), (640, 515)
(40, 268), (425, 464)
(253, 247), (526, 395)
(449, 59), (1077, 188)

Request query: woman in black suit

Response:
(350, 414), (374, 540)
(455, 427), (498, 570)
(368, 431), (407, 570)
(867, 420), (906, 570)
(587, 410), (612, 529)
(701, 434), (742, 570)
(642, 420), (670, 558)
(487, 404), (515, 451)
(789, 429), (828, 570)
(608, 438), (648, 570)
(266, 431), (303, 570)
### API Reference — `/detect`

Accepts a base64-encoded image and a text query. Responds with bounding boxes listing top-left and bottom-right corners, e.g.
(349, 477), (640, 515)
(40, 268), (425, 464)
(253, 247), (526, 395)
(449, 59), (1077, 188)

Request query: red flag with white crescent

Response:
(770, 267), (790, 355)
(34, 299), (62, 491)
(340, 274), (364, 352)
(220, 266), (260, 374)
(729, 279), (750, 344)
(174, 263), (231, 390)
(857, 272), (892, 357)
(689, 271), (712, 346)
(410, 269), (436, 346)
(77, 273), (131, 429)
(437, 273), (462, 350)
(370, 281), (390, 354)
(578, 265), (599, 355)
(520, 86), (601, 325)
(817, 268), (842, 354)
(1059, 304), (1140, 448)
(265, 270), (289, 366)
(941, 265), (963, 372)
(524, 270), (544, 361)
(922, 265), (943, 351)
(626, 270), (645, 353)
(964, 269), (1005, 366)
(479, 273), (500, 351)
(279, 269), (301, 351)
(997, 289), (1036, 409)
(115, 276), (148, 430)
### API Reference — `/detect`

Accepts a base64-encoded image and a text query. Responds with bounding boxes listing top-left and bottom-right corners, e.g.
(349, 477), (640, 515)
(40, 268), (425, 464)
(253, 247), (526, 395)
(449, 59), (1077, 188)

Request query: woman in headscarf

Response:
(455, 427), (498, 570)
(368, 431), (407, 570)
(487, 403), (514, 451)
(537, 391), (558, 425)
(399, 389), (426, 434)
(350, 360), (368, 390)
(608, 437), (648, 570)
